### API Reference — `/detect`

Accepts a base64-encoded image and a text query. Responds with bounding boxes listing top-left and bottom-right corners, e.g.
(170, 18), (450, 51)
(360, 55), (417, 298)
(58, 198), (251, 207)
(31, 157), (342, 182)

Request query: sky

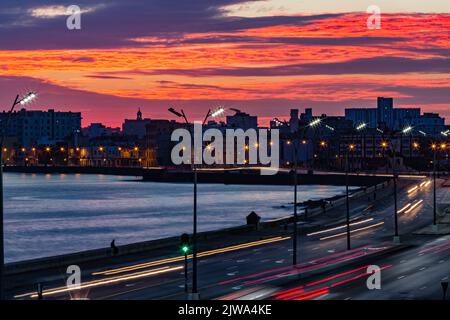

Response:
(0, 0), (449, 127)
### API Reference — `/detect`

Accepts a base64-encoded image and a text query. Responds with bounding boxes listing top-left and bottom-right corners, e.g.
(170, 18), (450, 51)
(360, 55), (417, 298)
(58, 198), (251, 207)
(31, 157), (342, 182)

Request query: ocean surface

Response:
(3, 173), (353, 262)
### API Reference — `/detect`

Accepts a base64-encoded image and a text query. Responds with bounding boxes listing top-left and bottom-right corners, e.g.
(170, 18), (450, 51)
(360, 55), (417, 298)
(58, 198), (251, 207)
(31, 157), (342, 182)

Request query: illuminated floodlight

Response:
(19, 92), (37, 105)
(211, 107), (225, 118)
(309, 118), (322, 127)
(356, 123), (367, 131)
(402, 126), (412, 134)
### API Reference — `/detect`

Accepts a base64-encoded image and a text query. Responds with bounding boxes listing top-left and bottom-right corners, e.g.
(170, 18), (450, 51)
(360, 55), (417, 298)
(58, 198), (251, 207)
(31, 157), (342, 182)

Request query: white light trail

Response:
(319, 222), (385, 241)
(14, 265), (183, 299)
(398, 203), (412, 214)
(307, 218), (374, 237)
(404, 200), (423, 214)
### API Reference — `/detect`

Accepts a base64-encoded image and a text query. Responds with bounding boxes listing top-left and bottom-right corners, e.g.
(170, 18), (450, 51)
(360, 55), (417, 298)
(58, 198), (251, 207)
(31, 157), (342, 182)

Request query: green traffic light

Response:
(181, 245), (189, 254)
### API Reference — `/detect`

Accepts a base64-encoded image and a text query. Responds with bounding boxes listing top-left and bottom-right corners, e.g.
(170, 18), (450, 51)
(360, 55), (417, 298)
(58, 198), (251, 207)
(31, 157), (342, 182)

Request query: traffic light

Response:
(180, 233), (191, 255)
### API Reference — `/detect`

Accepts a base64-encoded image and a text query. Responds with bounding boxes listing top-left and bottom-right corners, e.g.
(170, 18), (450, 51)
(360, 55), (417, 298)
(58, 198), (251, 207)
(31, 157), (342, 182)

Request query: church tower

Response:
(137, 108), (142, 120)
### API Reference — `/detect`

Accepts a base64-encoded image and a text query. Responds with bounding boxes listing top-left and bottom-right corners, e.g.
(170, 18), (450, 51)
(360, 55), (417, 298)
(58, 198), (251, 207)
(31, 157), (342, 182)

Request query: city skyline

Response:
(1, 1), (450, 127)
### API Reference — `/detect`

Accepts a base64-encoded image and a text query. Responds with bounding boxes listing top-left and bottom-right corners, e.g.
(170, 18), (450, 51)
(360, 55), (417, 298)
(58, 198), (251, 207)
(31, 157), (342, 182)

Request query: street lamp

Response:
(309, 118), (322, 127)
(0, 91), (37, 300)
(356, 123), (367, 131)
(381, 141), (388, 153)
(431, 143), (438, 228)
(210, 107), (225, 119)
(402, 126), (412, 134)
(390, 137), (400, 243)
(431, 143), (446, 229)
(167, 106), (225, 299)
(356, 123), (367, 169)
(283, 118), (323, 265)
(345, 144), (355, 250)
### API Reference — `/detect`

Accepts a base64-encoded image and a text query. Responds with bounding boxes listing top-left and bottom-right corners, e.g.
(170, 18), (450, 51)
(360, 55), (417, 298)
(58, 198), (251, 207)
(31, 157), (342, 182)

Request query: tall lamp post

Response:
(345, 144), (355, 250)
(282, 117), (323, 266)
(292, 139), (298, 265)
(168, 106), (224, 299)
(432, 143), (447, 230)
(432, 143), (437, 228)
(0, 92), (37, 300)
(390, 127), (413, 244)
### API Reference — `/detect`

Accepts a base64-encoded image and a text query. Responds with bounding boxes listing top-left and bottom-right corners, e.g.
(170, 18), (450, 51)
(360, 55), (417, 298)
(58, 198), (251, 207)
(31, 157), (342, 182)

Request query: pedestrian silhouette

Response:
(111, 239), (118, 256)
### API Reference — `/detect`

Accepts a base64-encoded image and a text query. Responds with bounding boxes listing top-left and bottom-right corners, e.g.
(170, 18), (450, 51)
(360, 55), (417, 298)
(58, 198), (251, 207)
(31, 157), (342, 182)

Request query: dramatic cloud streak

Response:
(0, 1), (449, 126)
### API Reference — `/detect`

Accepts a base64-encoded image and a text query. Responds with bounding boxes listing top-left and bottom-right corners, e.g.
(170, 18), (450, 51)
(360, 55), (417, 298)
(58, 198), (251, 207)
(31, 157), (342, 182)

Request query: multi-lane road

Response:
(10, 176), (450, 300)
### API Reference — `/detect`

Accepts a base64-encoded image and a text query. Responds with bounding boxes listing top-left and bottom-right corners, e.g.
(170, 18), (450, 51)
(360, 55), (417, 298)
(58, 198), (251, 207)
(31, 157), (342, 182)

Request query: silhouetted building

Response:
(122, 109), (152, 138)
(226, 109), (257, 130)
(146, 119), (187, 166)
(0, 108), (81, 147)
(345, 97), (445, 135)
(82, 123), (120, 138)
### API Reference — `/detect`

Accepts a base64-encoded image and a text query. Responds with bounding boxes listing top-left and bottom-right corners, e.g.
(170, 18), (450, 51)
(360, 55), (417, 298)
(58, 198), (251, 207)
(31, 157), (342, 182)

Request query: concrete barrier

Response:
(5, 224), (255, 275)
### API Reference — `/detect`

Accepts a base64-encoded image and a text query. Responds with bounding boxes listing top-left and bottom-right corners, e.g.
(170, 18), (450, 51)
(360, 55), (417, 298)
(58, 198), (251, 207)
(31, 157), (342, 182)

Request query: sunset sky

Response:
(0, 0), (449, 127)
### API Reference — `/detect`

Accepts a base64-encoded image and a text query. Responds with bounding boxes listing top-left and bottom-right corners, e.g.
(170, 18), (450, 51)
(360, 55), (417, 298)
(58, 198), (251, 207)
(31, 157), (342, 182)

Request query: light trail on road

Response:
(307, 218), (374, 237)
(404, 200), (423, 214)
(272, 264), (392, 300)
(398, 203), (412, 214)
(241, 247), (387, 286)
(319, 222), (385, 241)
(14, 265), (183, 299)
(93, 236), (290, 276)
(219, 245), (375, 286)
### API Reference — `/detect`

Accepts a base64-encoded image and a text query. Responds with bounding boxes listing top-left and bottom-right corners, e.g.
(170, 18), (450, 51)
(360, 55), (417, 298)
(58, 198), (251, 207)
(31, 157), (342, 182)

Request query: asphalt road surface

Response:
(10, 176), (450, 300)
